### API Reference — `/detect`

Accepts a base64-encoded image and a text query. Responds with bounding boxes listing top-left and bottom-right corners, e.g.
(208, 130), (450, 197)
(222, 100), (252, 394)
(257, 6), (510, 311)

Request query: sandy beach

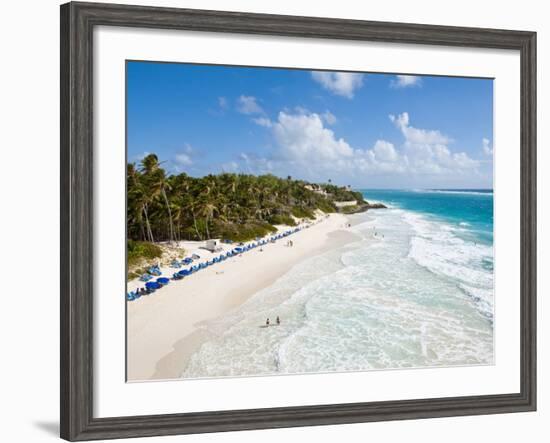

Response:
(127, 212), (359, 381)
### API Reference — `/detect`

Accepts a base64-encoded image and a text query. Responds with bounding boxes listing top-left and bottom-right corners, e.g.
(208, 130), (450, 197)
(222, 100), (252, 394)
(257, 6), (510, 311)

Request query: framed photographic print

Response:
(60, 1), (536, 441)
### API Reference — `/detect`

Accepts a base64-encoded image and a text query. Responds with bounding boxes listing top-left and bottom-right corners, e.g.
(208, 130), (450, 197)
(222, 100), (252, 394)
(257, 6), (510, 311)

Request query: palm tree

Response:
(160, 180), (175, 243)
(127, 163), (156, 242)
(189, 201), (203, 240)
(126, 152), (359, 245)
(140, 154), (175, 243)
(142, 201), (155, 243)
(199, 200), (218, 240)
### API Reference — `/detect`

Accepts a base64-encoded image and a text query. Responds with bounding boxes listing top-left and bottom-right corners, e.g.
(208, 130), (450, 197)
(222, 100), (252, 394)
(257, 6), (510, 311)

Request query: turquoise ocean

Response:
(183, 189), (494, 378)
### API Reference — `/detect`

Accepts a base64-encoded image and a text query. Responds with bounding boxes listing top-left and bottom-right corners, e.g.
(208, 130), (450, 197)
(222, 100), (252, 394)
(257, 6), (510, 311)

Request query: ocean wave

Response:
(403, 211), (494, 319)
(276, 209), (494, 373)
(459, 284), (494, 321)
(424, 189), (493, 196)
(183, 207), (494, 379)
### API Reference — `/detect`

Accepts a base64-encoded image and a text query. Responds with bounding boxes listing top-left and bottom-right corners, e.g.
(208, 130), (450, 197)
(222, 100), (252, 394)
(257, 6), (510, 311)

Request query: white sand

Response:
(127, 213), (358, 381)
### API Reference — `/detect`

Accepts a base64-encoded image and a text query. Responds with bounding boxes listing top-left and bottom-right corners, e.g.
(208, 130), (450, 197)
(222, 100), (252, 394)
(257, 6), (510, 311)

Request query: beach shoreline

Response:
(127, 213), (359, 381)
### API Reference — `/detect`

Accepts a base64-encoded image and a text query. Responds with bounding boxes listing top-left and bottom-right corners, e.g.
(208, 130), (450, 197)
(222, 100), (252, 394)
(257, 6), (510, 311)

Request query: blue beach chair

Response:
(145, 281), (161, 292)
(148, 266), (162, 276)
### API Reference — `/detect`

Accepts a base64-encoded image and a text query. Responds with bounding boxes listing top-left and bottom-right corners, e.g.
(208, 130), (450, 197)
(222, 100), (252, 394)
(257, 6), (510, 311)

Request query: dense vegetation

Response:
(339, 205), (362, 214)
(127, 154), (364, 244)
(321, 184), (365, 204)
(127, 240), (163, 268)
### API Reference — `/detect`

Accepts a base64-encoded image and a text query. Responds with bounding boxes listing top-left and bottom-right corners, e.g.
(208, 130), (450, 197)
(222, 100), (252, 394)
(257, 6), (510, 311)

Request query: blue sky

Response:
(127, 61), (493, 189)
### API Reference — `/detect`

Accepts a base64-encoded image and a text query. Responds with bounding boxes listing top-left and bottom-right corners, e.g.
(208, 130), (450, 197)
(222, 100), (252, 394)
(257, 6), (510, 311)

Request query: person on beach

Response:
(276, 316), (281, 325)
(266, 318), (270, 326)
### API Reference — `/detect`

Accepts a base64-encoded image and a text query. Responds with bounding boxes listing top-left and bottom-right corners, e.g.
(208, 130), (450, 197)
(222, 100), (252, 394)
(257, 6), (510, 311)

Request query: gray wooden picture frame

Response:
(60, 2), (537, 441)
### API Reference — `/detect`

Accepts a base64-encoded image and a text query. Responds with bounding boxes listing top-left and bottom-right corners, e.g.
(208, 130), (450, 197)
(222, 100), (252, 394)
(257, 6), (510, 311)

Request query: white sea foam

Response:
(422, 189), (493, 196)
(183, 208), (494, 379)
(403, 211), (494, 320)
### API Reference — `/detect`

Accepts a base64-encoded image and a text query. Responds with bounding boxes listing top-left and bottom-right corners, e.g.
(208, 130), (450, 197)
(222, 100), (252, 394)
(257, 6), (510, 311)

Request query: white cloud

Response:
(389, 112), (478, 174)
(252, 117), (273, 128)
(221, 161), (239, 172)
(482, 137), (493, 155)
(271, 111), (354, 161)
(218, 96), (228, 110)
(243, 111), (406, 177)
(237, 95), (264, 115)
(321, 110), (337, 125)
(239, 152), (274, 174)
(311, 72), (364, 98)
(236, 109), (482, 186)
(391, 75), (422, 88)
(390, 112), (450, 145)
(373, 140), (398, 162)
(174, 143), (194, 166)
(175, 153), (192, 166)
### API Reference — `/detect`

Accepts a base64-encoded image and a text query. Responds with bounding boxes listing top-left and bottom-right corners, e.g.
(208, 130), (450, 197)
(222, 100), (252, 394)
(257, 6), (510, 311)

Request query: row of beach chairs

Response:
(127, 227), (303, 301)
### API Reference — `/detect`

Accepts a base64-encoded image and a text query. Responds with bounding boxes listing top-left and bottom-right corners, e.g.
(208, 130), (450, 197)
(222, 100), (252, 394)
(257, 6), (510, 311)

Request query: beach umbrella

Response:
(157, 277), (170, 285)
(145, 281), (161, 291)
